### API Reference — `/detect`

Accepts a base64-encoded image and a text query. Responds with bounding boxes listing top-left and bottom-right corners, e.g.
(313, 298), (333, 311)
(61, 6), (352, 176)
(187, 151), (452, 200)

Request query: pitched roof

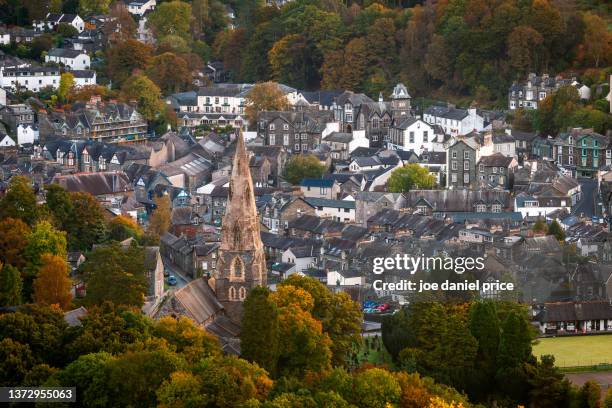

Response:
(52, 171), (132, 196)
(305, 198), (356, 209)
(173, 279), (223, 325)
(301, 178), (334, 188)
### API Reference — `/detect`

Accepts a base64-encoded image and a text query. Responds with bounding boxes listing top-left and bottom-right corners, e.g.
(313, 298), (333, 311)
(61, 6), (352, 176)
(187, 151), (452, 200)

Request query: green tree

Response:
(80, 245), (148, 307)
(66, 192), (107, 250)
(388, 163), (436, 193)
(605, 387), (612, 408)
(79, 0), (111, 15)
(147, 0), (192, 38)
(153, 317), (221, 363)
(108, 215), (143, 242)
(57, 72), (75, 104)
(0, 338), (35, 386)
(156, 371), (206, 407)
(0, 176), (38, 225)
(283, 155), (326, 185)
(569, 107), (611, 135)
(578, 380), (602, 408)
(45, 184), (74, 231)
(468, 300), (500, 398)
(55, 352), (114, 407)
(350, 368), (402, 408)
(24, 220), (67, 272)
(121, 74), (165, 121)
(0, 264), (23, 307)
(526, 355), (572, 408)
(56, 22), (78, 38)
(547, 220), (565, 242)
(241, 286), (280, 376)
(532, 219), (548, 234)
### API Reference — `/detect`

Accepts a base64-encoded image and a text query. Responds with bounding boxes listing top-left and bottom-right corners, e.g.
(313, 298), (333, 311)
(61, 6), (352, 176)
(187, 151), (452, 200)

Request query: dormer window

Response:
(269, 123), (275, 131)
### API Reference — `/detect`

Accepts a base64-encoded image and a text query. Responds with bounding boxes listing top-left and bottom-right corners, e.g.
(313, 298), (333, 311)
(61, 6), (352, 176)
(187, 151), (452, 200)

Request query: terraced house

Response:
(553, 128), (611, 178)
(258, 110), (333, 154)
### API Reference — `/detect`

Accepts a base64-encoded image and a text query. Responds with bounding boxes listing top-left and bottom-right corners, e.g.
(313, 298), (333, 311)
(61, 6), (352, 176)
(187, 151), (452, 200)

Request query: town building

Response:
(423, 105), (484, 136)
(45, 48), (90, 70)
(508, 73), (578, 110)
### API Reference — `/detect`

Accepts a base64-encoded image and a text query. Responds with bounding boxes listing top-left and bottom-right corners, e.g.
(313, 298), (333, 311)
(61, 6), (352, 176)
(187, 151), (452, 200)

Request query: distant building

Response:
(508, 73), (577, 110)
(126, 0), (157, 16)
(35, 13), (85, 33)
(45, 48), (90, 70)
(0, 66), (61, 92)
(423, 105), (484, 136)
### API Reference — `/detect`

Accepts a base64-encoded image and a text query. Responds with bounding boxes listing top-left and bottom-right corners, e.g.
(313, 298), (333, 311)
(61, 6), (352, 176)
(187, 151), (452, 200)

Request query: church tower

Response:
(213, 131), (267, 323)
(391, 83), (411, 118)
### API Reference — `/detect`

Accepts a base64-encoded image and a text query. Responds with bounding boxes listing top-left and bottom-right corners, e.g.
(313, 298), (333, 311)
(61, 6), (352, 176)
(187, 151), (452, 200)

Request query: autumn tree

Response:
(241, 286), (280, 376)
(108, 215), (143, 242)
(0, 264), (23, 307)
(283, 155), (326, 185)
(80, 245), (148, 307)
(24, 220), (67, 281)
(582, 13), (612, 68)
(0, 176), (38, 225)
(507, 26), (544, 76)
(350, 368), (402, 408)
(578, 380), (602, 408)
(121, 74), (165, 121)
(33, 254), (72, 310)
(268, 34), (309, 88)
(244, 81), (289, 124)
(388, 163), (436, 193)
(153, 317), (221, 363)
(156, 371), (206, 407)
(57, 73), (75, 104)
(106, 39), (153, 88)
(0, 218), (31, 269)
(104, 2), (137, 43)
(146, 53), (192, 94)
(148, 194), (172, 239)
(147, 0), (192, 38)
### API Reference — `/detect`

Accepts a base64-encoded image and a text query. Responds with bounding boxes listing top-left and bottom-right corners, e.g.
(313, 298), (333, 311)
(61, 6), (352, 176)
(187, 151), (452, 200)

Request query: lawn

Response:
(349, 336), (394, 369)
(533, 335), (612, 368)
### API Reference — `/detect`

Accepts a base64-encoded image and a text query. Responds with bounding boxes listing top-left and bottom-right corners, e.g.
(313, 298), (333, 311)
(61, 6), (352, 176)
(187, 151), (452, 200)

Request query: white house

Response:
(282, 245), (319, 273)
(388, 117), (444, 153)
(423, 106), (484, 136)
(327, 269), (365, 287)
(0, 66), (61, 92)
(35, 13), (84, 33)
(45, 49), (90, 70)
(0, 29), (10, 45)
(17, 124), (39, 145)
(514, 193), (571, 218)
(127, 0), (157, 16)
(72, 70), (97, 87)
(304, 197), (356, 223)
(0, 134), (16, 147)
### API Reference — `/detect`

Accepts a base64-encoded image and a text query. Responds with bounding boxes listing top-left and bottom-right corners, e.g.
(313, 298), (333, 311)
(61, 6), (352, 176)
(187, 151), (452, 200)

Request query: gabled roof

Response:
(305, 198), (355, 209)
(300, 178), (335, 188)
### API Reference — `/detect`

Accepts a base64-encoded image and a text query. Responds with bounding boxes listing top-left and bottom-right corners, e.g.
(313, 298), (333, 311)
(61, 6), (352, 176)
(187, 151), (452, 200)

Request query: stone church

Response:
(154, 132), (267, 353)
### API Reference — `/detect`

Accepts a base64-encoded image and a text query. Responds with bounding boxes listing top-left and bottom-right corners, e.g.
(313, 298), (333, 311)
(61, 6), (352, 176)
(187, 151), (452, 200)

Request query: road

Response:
(572, 179), (597, 218)
(162, 257), (191, 289)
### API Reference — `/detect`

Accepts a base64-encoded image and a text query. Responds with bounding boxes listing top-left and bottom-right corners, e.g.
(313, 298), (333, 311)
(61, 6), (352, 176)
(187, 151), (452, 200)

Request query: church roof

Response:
(174, 279), (223, 325)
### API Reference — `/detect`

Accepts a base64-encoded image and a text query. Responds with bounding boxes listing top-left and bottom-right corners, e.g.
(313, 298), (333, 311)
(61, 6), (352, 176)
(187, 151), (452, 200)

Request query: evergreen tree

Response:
(468, 301), (500, 398)
(547, 220), (566, 242)
(240, 287), (280, 376)
(526, 355), (572, 408)
(0, 264), (23, 307)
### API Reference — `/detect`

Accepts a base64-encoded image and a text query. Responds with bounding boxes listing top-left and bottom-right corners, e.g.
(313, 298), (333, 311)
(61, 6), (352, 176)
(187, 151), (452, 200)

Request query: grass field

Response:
(533, 335), (612, 368)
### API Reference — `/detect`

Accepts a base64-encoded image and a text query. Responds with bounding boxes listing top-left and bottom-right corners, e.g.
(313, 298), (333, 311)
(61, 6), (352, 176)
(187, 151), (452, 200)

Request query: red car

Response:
(376, 303), (390, 312)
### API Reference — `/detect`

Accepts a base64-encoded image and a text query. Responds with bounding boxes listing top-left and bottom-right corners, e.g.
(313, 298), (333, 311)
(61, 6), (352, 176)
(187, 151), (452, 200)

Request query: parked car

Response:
(376, 303), (390, 312)
(167, 275), (178, 286)
(363, 300), (377, 309)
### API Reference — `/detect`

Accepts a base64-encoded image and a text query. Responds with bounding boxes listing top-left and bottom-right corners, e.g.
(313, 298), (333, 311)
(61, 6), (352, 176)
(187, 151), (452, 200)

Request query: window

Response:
(301, 133), (307, 140)
(372, 118), (379, 128)
(269, 123), (275, 130)
(463, 161), (469, 170)
(492, 204), (501, 213)
(476, 204), (486, 212)
(215, 97), (219, 104)
(269, 134), (275, 145)
(423, 131), (428, 142)
(451, 173), (457, 183)
(569, 155), (573, 165)
(607, 149), (612, 158)
(409, 131), (415, 143)
(283, 123), (288, 130)
(239, 287), (247, 300)
(229, 286), (236, 300)
(452, 151), (457, 159)
(463, 173), (470, 184)
(464, 151), (470, 159)
(283, 134), (289, 145)
(320, 187), (327, 194)
(83, 152), (90, 163)
(302, 143), (308, 151)
(295, 144), (300, 151)
(492, 167), (497, 173)
(451, 161), (457, 170)
(99, 157), (106, 170)
(295, 134), (299, 140)
(479, 164), (484, 172)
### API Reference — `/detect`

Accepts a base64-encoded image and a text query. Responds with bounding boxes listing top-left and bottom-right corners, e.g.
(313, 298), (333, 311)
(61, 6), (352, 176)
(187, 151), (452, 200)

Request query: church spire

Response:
(220, 131), (262, 252)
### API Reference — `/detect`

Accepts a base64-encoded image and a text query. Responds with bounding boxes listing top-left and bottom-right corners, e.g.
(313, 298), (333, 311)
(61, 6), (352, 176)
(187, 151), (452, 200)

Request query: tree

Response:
(106, 39), (153, 87)
(605, 387), (612, 408)
(56, 352), (114, 407)
(339, 37), (369, 92)
(388, 164), (436, 193)
(147, 0), (192, 38)
(56, 22), (79, 38)
(468, 300), (500, 398)
(268, 34), (309, 89)
(547, 220), (565, 242)
(80, 245), (147, 307)
(532, 219), (548, 235)
(153, 317), (221, 363)
(578, 380), (602, 408)
(66, 192), (107, 250)
(108, 215), (143, 242)
(148, 194), (172, 239)
(0, 339), (35, 386)
(33, 254), (72, 310)
(582, 12), (612, 68)
(0, 218), (31, 269)
(283, 155), (326, 185)
(0, 264), (23, 307)
(104, 2), (136, 43)
(244, 81), (289, 124)
(156, 371), (206, 407)
(241, 286), (280, 376)
(569, 107), (611, 135)
(526, 355), (572, 408)
(121, 74), (164, 121)
(507, 26), (544, 75)
(45, 184), (74, 230)
(58, 73), (75, 104)
(79, 0), (111, 15)
(350, 368), (402, 408)
(0, 176), (38, 225)
(24, 220), (67, 292)
(146, 53), (192, 94)
(30, 33), (54, 60)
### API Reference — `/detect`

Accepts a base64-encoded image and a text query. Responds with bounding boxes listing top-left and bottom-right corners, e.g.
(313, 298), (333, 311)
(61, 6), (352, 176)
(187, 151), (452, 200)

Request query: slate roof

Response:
(52, 171), (132, 196)
(478, 153), (514, 167)
(173, 279), (224, 325)
(425, 105), (469, 121)
(305, 198), (356, 209)
(47, 48), (85, 58)
(539, 302), (612, 322)
(301, 178), (335, 188)
(324, 132), (353, 144)
(63, 306), (87, 327)
(402, 190), (511, 212)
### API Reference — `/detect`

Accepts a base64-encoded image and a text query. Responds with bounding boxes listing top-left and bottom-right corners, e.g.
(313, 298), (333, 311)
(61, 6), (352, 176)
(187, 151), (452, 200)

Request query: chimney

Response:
(378, 92), (383, 103)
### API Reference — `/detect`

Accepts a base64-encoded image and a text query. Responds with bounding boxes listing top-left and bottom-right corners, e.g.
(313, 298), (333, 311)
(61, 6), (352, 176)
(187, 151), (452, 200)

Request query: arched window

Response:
(231, 257), (244, 280)
(229, 286), (236, 300)
(239, 287), (246, 300)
